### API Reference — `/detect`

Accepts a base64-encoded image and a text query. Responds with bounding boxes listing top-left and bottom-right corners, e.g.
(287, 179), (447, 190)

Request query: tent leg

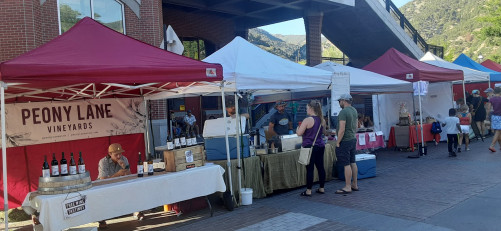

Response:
(220, 83), (234, 198)
(234, 93), (242, 206)
(409, 89), (420, 159)
(462, 81), (466, 105)
(418, 82), (425, 156)
(1, 81), (9, 230)
(144, 100), (151, 156)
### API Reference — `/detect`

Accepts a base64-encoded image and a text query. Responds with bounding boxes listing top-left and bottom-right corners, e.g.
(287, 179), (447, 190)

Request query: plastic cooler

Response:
(337, 154), (376, 180)
(205, 135), (250, 160)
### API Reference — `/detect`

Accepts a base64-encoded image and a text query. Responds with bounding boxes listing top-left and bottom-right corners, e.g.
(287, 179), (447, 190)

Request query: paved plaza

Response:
(6, 136), (501, 231)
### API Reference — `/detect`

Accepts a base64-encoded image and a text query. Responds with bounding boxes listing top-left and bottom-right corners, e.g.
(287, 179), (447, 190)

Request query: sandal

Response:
(316, 189), (325, 194)
(335, 189), (351, 194)
(300, 191), (312, 197)
(351, 187), (359, 191)
(489, 147), (496, 152)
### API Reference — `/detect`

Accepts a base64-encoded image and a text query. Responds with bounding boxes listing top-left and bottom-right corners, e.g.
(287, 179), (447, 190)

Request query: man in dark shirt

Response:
(268, 101), (293, 151)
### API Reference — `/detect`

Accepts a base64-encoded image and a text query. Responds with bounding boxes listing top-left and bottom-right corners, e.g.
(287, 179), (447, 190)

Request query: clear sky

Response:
(259, 0), (413, 35)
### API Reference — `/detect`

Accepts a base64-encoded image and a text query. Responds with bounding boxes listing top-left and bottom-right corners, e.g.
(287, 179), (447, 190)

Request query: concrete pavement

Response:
(6, 136), (501, 231)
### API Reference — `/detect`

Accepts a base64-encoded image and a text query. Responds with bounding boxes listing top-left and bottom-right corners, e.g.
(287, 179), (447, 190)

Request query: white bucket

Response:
(241, 188), (253, 205)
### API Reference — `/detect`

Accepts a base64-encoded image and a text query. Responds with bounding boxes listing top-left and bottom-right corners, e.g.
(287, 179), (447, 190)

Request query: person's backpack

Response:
(431, 121), (442, 134)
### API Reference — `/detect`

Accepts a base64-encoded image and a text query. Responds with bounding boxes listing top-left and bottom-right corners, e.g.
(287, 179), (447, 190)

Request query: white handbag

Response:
(298, 125), (321, 165)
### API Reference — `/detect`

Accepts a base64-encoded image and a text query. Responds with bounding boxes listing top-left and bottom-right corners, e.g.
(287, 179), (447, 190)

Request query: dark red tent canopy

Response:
(481, 59), (501, 72)
(363, 48), (463, 82)
(0, 17), (223, 103)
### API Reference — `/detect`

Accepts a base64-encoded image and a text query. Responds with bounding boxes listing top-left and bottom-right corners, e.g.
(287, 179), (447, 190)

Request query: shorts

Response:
(492, 115), (501, 130)
(460, 125), (470, 134)
(335, 139), (356, 167)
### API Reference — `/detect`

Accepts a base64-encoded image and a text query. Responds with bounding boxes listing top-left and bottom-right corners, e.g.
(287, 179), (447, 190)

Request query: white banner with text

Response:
(2, 98), (146, 147)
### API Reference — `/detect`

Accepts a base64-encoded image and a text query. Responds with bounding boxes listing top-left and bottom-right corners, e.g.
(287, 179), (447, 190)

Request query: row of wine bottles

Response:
(42, 152), (85, 178)
(166, 132), (197, 150)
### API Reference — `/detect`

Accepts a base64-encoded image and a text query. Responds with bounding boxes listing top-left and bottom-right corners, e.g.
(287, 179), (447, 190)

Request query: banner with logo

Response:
(331, 72), (350, 116)
(2, 98), (145, 147)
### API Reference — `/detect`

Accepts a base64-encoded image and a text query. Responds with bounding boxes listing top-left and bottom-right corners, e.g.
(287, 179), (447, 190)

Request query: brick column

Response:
(304, 10), (323, 67)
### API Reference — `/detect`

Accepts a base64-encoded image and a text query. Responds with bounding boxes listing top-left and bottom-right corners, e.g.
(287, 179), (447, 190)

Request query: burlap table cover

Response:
(209, 156), (266, 198)
(259, 141), (336, 194)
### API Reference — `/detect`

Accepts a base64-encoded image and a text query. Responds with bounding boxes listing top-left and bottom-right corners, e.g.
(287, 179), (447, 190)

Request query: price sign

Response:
(62, 194), (87, 219)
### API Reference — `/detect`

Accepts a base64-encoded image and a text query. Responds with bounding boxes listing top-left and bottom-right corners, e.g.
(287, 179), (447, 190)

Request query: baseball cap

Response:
(187, 110), (192, 113)
(337, 93), (353, 101)
(108, 143), (125, 154)
(275, 101), (287, 107)
(472, 89), (480, 94)
(484, 88), (494, 93)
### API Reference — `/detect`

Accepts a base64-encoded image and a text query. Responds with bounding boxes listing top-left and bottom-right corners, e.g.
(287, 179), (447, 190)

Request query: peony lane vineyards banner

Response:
(1, 98), (146, 148)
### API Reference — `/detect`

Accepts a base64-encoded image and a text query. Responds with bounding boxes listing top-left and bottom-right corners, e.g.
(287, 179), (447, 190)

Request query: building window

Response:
(58, 0), (125, 34)
(182, 38), (206, 60)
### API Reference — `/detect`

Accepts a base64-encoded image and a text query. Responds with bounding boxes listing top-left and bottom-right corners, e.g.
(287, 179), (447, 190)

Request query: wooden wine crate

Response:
(164, 145), (205, 172)
(37, 171), (92, 195)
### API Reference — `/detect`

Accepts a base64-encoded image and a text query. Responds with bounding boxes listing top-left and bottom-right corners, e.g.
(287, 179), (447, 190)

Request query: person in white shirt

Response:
(442, 108), (461, 157)
(183, 110), (200, 137)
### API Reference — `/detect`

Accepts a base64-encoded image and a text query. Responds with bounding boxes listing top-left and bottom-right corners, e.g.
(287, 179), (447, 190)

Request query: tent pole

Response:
(409, 86), (420, 159)
(418, 81), (425, 155)
(377, 94), (381, 132)
(462, 81), (466, 105)
(1, 81), (8, 230)
(144, 100), (151, 156)
(220, 82), (234, 198)
(234, 93), (242, 205)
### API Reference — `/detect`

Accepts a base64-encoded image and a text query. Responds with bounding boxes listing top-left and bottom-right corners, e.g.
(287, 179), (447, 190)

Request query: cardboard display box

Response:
(163, 145), (205, 172)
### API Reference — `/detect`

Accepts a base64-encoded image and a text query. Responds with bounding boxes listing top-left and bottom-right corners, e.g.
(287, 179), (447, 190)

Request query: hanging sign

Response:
(62, 194), (87, 219)
(1, 98), (145, 148)
(331, 72), (350, 116)
(413, 81), (429, 96)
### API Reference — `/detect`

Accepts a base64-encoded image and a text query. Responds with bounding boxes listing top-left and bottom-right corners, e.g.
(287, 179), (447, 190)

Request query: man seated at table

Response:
(97, 143), (143, 229)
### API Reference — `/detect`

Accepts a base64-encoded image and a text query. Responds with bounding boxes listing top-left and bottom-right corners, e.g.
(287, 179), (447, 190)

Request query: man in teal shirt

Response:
(335, 94), (359, 194)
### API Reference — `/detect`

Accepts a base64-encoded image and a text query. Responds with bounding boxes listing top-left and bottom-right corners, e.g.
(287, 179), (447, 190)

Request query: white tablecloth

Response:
(22, 165), (226, 231)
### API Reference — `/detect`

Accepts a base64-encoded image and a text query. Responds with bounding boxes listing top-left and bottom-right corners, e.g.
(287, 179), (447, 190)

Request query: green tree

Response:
(60, 5), (81, 33)
(479, 0), (501, 45)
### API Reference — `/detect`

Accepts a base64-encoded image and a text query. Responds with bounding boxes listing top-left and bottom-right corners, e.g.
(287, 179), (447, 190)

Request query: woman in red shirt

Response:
(458, 105), (471, 152)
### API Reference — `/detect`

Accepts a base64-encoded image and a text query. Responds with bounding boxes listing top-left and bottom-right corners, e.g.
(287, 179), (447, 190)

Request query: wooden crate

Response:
(164, 145), (205, 172)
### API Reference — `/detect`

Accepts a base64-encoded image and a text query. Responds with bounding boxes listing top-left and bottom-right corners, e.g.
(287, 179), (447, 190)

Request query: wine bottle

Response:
(180, 131), (187, 148)
(147, 155), (154, 175)
(42, 155), (50, 178)
(60, 152), (68, 176)
(137, 152), (144, 177)
(191, 131), (197, 146)
(186, 132), (192, 146)
(51, 153), (59, 177)
(174, 133), (181, 149)
(78, 151), (85, 174)
(167, 134), (174, 150)
(69, 153), (77, 175)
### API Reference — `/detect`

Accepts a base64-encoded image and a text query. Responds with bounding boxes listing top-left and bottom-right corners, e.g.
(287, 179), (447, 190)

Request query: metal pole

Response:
(1, 82), (9, 230)
(234, 93), (242, 205)
(220, 82), (234, 198)
(377, 94), (382, 132)
(462, 80), (466, 105)
(418, 81), (425, 155)
(144, 100), (151, 156)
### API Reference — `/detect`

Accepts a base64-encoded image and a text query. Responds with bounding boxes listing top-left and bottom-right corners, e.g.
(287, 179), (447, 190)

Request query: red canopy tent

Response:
(363, 48), (463, 82)
(0, 17), (222, 211)
(481, 59), (501, 72)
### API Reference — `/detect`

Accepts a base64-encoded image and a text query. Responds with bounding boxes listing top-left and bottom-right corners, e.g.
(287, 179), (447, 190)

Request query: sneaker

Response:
(457, 148), (461, 153)
(466, 148), (471, 151)
(448, 152), (454, 157)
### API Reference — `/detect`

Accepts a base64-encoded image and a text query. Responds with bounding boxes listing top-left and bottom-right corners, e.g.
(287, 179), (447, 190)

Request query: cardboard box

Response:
(337, 154), (376, 180)
(163, 145), (205, 172)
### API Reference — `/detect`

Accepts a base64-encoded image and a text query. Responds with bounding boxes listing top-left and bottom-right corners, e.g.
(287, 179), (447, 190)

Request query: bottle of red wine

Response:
(174, 133), (181, 149)
(42, 155), (50, 178)
(180, 131), (187, 148)
(137, 152), (144, 177)
(51, 153), (59, 177)
(167, 134), (174, 150)
(191, 131), (198, 146)
(69, 153), (77, 175)
(78, 151), (85, 174)
(60, 152), (68, 176)
(186, 132), (192, 147)
(147, 154), (154, 176)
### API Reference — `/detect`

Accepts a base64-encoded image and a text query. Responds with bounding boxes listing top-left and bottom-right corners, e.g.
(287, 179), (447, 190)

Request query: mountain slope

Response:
(401, 0), (500, 62)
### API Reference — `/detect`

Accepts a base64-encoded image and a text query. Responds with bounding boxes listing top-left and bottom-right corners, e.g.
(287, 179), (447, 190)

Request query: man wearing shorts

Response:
(335, 94), (359, 194)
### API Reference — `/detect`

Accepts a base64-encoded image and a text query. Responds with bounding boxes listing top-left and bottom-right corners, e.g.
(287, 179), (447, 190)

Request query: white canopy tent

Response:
(420, 52), (490, 101)
(314, 61), (413, 93)
(146, 36), (335, 205)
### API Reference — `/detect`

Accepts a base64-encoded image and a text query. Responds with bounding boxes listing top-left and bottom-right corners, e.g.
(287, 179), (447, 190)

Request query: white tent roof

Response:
(202, 36), (332, 90)
(420, 52), (489, 83)
(314, 62), (412, 93)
